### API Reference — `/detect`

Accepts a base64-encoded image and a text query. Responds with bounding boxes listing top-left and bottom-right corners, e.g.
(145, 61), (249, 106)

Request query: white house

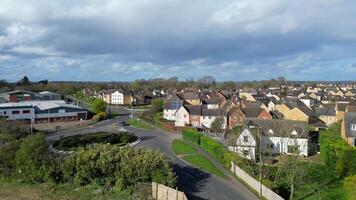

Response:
(163, 96), (183, 121)
(175, 106), (190, 127)
(230, 119), (315, 160)
(111, 91), (124, 105)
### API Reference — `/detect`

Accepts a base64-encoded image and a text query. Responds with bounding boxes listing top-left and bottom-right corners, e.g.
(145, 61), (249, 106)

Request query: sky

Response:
(0, 0), (356, 82)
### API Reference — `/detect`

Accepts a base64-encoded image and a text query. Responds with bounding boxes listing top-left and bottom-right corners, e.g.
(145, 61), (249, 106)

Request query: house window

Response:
(243, 150), (249, 156)
(12, 110), (20, 114)
(351, 124), (356, 131)
(184, 115), (186, 118)
(23, 110), (31, 114)
(58, 109), (65, 113)
(287, 145), (298, 154)
(209, 116), (211, 119)
(3, 111), (6, 114)
(243, 136), (249, 142)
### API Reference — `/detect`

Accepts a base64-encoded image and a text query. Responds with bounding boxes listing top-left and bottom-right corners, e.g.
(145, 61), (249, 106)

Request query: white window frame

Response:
(351, 124), (356, 131)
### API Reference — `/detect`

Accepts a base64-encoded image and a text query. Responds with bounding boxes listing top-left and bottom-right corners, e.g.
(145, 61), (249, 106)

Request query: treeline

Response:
(0, 121), (176, 195)
(0, 76), (289, 95)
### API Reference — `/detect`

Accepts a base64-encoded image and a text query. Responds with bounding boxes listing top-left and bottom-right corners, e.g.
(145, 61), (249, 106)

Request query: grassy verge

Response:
(171, 139), (226, 179)
(171, 139), (197, 155)
(0, 177), (153, 200)
(128, 118), (154, 130)
(182, 155), (227, 179)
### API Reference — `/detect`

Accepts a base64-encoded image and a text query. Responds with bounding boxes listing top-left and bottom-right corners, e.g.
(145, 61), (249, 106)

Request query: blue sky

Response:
(0, 0), (356, 82)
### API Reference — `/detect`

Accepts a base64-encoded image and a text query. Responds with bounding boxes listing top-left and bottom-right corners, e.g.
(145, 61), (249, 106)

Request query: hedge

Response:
(320, 123), (356, 176)
(200, 136), (225, 162)
(182, 128), (201, 145)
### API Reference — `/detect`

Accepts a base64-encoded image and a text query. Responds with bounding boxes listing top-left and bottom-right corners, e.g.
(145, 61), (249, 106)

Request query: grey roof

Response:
(185, 105), (202, 115)
(0, 100), (85, 111)
(202, 98), (220, 105)
(337, 103), (348, 112)
(243, 119), (309, 139)
(182, 92), (199, 100)
(242, 107), (265, 118)
(202, 108), (225, 116)
(344, 112), (356, 137)
(314, 107), (336, 116)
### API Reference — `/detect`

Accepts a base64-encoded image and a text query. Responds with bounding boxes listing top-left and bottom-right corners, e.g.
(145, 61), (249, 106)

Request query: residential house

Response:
(111, 90), (133, 105)
(163, 95), (184, 121)
(314, 106), (337, 126)
(341, 112), (356, 146)
(230, 119), (316, 160)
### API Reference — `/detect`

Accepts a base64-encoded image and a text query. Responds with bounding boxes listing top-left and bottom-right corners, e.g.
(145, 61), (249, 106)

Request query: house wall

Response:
(111, 91), (124, 105)
(189, 114), (201, 127)
(289, 108), (309, 122)
(257, 110), (272, 120)
(319, 115), (337, 126)
(239, 93), (255, 101)
(200, 116), (227, 129)
(268, 102), (276, 111)
(207, 104), (219, 109)
(228, 109), (245, 129)
(163, 109), (177, 121)
(235, 129), (256, 160)
(276, 104), (290, 119)
(261, 136), (309, 156)
(123, 95), (132, 105)
(175, 108), (189, 127)
(185, 99), (201, 105)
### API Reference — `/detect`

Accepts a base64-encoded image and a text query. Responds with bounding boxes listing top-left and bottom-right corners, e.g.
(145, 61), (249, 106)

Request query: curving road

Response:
(46, 108), (257, 200)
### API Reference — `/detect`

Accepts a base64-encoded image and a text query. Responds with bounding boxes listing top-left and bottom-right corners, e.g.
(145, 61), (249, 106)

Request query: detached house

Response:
(230, 119), (317, 160)
(163, 95), (184, 121)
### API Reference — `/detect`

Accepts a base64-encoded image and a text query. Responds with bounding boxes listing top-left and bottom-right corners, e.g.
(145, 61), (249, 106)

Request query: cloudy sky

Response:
(0, 0), (356, 82)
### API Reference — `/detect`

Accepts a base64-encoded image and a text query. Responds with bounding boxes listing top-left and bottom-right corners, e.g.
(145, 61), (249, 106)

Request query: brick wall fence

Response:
(230, 162), (284, 200)
(152, 182), (188, 200)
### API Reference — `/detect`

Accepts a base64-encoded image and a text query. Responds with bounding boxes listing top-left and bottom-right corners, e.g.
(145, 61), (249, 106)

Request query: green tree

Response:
(151, 99), (163, 112)
(15, 133), (46, 183)
(211, 117), (224, 132)
(90, 99), (107, 114)
(0, 134), (20, 176)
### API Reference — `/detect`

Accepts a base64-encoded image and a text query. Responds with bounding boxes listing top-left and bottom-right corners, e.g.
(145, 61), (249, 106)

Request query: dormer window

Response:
(351, 124), (356, 131)
(268, 129), (274, 135)
(291, 129), (298, 135)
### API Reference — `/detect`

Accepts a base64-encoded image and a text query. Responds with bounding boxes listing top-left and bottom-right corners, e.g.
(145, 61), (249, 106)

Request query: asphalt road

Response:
(46, 108), (257, 200)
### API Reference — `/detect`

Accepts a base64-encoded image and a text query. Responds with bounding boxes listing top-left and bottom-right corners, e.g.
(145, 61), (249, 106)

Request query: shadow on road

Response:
(140, 135), (156, 141)
(173, 164), (211, 200)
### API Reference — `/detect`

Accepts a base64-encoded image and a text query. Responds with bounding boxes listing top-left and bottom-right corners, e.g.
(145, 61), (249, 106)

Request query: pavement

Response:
(45, 107), (258, 200)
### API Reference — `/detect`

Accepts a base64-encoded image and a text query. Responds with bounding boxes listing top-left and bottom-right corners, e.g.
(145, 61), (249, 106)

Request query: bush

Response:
(93, 112), (108, 122)
(61, 145), (176, 190)
(15, 133), (47, 183)
(182, 128), (202, 145)
(0, 134), (20, 176)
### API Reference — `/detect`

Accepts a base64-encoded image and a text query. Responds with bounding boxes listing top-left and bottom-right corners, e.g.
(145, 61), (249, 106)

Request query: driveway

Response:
(46, 113), (257, 200)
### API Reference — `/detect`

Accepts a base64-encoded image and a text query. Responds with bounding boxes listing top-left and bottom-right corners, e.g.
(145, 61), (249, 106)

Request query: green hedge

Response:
(200, 136), (225, 162)
(182, 128), (201, 145)
(320, 123), (356, 176)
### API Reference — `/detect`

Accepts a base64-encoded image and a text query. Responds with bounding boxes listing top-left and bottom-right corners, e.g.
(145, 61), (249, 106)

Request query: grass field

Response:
(182, 155), (227, 179)
(171, 139), (197, 155)
(127, 118), (154, 130)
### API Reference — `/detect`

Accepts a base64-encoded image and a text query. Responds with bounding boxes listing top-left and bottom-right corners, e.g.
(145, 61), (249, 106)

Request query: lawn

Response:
(127, 118), (154, 130)
(182, 155), (227, 179)
(171, 139), (197, 155)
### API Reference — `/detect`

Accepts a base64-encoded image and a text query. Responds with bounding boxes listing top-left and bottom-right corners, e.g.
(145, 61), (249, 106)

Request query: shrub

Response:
(0, 134), (20, 176)
(15, 133), (47, 183)
(182, 128), (201, 145)
(61, 145), (176, 190)
(93, 112), (108, 122)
